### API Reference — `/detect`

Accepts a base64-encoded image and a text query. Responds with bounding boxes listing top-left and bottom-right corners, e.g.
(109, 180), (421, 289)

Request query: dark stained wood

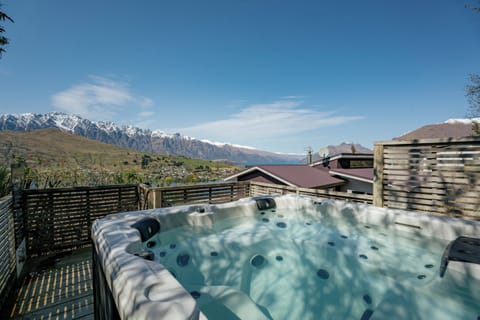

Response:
(9, 248), (93, 320)
(23, 185), (138, 257)
(0, 196), (16, 310)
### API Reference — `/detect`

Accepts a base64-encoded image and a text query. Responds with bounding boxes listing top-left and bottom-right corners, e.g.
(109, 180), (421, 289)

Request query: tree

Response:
(0, 3), (14, 58)
(466, 74), (480, 118)
(465, 1), (480, 12)
(0, 166), (11, 197)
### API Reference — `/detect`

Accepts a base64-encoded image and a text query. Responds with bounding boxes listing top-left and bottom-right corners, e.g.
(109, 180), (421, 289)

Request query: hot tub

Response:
(91, 195), (480, 320)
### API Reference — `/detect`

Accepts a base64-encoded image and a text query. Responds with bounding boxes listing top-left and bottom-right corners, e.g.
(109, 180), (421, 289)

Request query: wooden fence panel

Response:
(143, 182), (250, 208)
(159, 182), (250, 207)
(374, 137), (480, 218)
(0, 196), (16, 309)
(23, 185), (139, 257)
(249, 182), (373, 204)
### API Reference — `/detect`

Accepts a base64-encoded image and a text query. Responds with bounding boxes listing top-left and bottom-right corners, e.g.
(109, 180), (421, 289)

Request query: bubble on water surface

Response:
(276, 255), (283, 261)
(316, 269), (330, 280)
(424, 264), (434, 269)
(359, 254), (368, 260)
(262, 218), (269, 223)
(190, 291), (201, 299)
(159, 251), (166, 257)
(328, 241), (335, 246)
(417, 274), (426, 280)
(210, 251), (218, 257)
(370, 246), (379, 251)
(341, 235), (348, 239)
(169, 244), (176, 249)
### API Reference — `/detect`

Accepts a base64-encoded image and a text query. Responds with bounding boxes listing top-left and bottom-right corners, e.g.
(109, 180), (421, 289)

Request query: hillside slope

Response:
(0, 128), (239, 187)
(0, 112), (304, 165)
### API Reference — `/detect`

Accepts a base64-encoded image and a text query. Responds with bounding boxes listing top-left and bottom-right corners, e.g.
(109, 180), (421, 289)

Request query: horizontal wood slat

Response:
(375, 137), (480, 219)
(249, 182), (372, 204)
(23, 185), (138, 257)
(0, 196), (16, 309)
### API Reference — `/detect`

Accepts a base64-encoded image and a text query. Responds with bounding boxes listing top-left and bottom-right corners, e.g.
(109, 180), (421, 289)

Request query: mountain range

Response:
(0, 112), (305, 165)
(394, 118), (479, 141)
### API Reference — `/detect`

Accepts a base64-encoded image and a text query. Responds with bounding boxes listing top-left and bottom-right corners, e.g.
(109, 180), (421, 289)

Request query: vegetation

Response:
(0, 2), (14, 58)
(466, 74), (480, 118)
(465, 1), (480, 12)
(0, 166), (10, 197)
(0, 129), (241, 190)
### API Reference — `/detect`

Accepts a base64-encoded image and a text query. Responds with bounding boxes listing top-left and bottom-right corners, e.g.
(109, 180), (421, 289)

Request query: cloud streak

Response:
(175, 99), (363, 144)
(51, 75), (153, 120)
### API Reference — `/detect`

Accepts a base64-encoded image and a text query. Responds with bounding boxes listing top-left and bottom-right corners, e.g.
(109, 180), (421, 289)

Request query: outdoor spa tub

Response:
(91, 195), (480, 320)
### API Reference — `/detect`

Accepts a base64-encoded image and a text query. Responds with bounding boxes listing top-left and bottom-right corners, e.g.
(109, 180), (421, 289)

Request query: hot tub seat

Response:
(185, 285), (273, 320)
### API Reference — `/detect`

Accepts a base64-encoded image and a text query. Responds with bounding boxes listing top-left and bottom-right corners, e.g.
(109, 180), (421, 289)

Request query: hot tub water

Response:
(92, 196), (480, 320)
(141, 205), (477, 320)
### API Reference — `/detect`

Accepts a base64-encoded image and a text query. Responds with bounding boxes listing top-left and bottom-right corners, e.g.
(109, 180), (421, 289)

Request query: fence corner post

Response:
(373, 143), (384, 207)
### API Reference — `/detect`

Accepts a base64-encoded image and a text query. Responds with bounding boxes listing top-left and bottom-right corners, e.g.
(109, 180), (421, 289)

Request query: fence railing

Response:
(374, 136), (480, 218)
(249, 181), (373, 203)
(139, 181), (372, 208)
(139, 182), (251, 209)
(23, 184), (139, 257)
(0, 196), (15, 309)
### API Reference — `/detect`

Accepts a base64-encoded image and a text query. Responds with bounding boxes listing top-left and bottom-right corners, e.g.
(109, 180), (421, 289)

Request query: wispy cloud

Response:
(51, 75), (153, 120)
(174, 99), (363, 144)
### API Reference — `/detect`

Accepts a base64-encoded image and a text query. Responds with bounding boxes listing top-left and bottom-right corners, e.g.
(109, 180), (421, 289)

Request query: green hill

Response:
(0, 128), (240, 188)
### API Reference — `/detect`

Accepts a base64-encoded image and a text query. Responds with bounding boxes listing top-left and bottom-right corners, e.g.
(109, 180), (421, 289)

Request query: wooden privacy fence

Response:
(140, 182), (250, 209)
(249, 181), (373, 204)
(0, 196), (16, 309)
(23, 184), (139, 257)
(140, 181), (371, 208)
(374, 137), (480, 218)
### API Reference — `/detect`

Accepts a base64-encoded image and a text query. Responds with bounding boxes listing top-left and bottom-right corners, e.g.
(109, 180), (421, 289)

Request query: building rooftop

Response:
(225, 165), (345, 189)
(329, 168), (374, 183)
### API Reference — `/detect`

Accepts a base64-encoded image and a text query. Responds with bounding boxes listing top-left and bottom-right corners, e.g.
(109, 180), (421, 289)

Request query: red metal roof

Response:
(329, 168), (374, 182)
(252, 165), (345, 188)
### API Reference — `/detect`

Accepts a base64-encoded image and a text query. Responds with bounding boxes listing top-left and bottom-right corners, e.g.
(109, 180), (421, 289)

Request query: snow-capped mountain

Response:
(394, 118), (480, 141)
(0, 112), (304, 165)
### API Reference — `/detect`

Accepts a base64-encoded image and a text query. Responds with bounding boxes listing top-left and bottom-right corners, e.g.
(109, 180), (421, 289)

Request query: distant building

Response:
(224, 164), (344, 189)
(311, 153), (373, 194)
(225, 153), (374, 194)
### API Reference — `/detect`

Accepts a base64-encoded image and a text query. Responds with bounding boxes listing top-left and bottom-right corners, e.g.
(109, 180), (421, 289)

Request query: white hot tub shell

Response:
(91, 195), (480, 320)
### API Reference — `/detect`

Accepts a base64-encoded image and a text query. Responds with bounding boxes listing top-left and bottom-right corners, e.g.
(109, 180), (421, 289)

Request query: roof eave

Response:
(329, 170), (373, 184)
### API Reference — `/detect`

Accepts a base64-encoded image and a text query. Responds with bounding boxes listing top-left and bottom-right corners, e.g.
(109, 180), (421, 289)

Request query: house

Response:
(225, 153), (374, 194)
(224, 164), (344, 189)
(311, 153), (374, 194)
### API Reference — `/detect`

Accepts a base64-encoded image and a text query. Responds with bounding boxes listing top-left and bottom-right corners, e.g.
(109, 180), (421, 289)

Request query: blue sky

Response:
(0, 0), (479, 154)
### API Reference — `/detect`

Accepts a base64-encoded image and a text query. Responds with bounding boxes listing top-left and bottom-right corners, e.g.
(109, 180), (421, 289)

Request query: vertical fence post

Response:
(86, 189), (91, 230)
(373, 143), (384, 207)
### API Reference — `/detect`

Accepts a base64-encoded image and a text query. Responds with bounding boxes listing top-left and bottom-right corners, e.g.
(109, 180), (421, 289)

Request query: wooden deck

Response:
(8, 248), (93, 320)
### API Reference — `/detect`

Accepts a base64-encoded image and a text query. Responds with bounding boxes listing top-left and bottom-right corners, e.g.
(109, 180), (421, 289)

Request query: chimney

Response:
(306, 147), (313, 165)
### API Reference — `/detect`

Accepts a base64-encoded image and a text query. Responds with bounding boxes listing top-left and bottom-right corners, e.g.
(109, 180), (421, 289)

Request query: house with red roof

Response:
(225, 153), (373, 194)
(311, 153), (373, 194)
